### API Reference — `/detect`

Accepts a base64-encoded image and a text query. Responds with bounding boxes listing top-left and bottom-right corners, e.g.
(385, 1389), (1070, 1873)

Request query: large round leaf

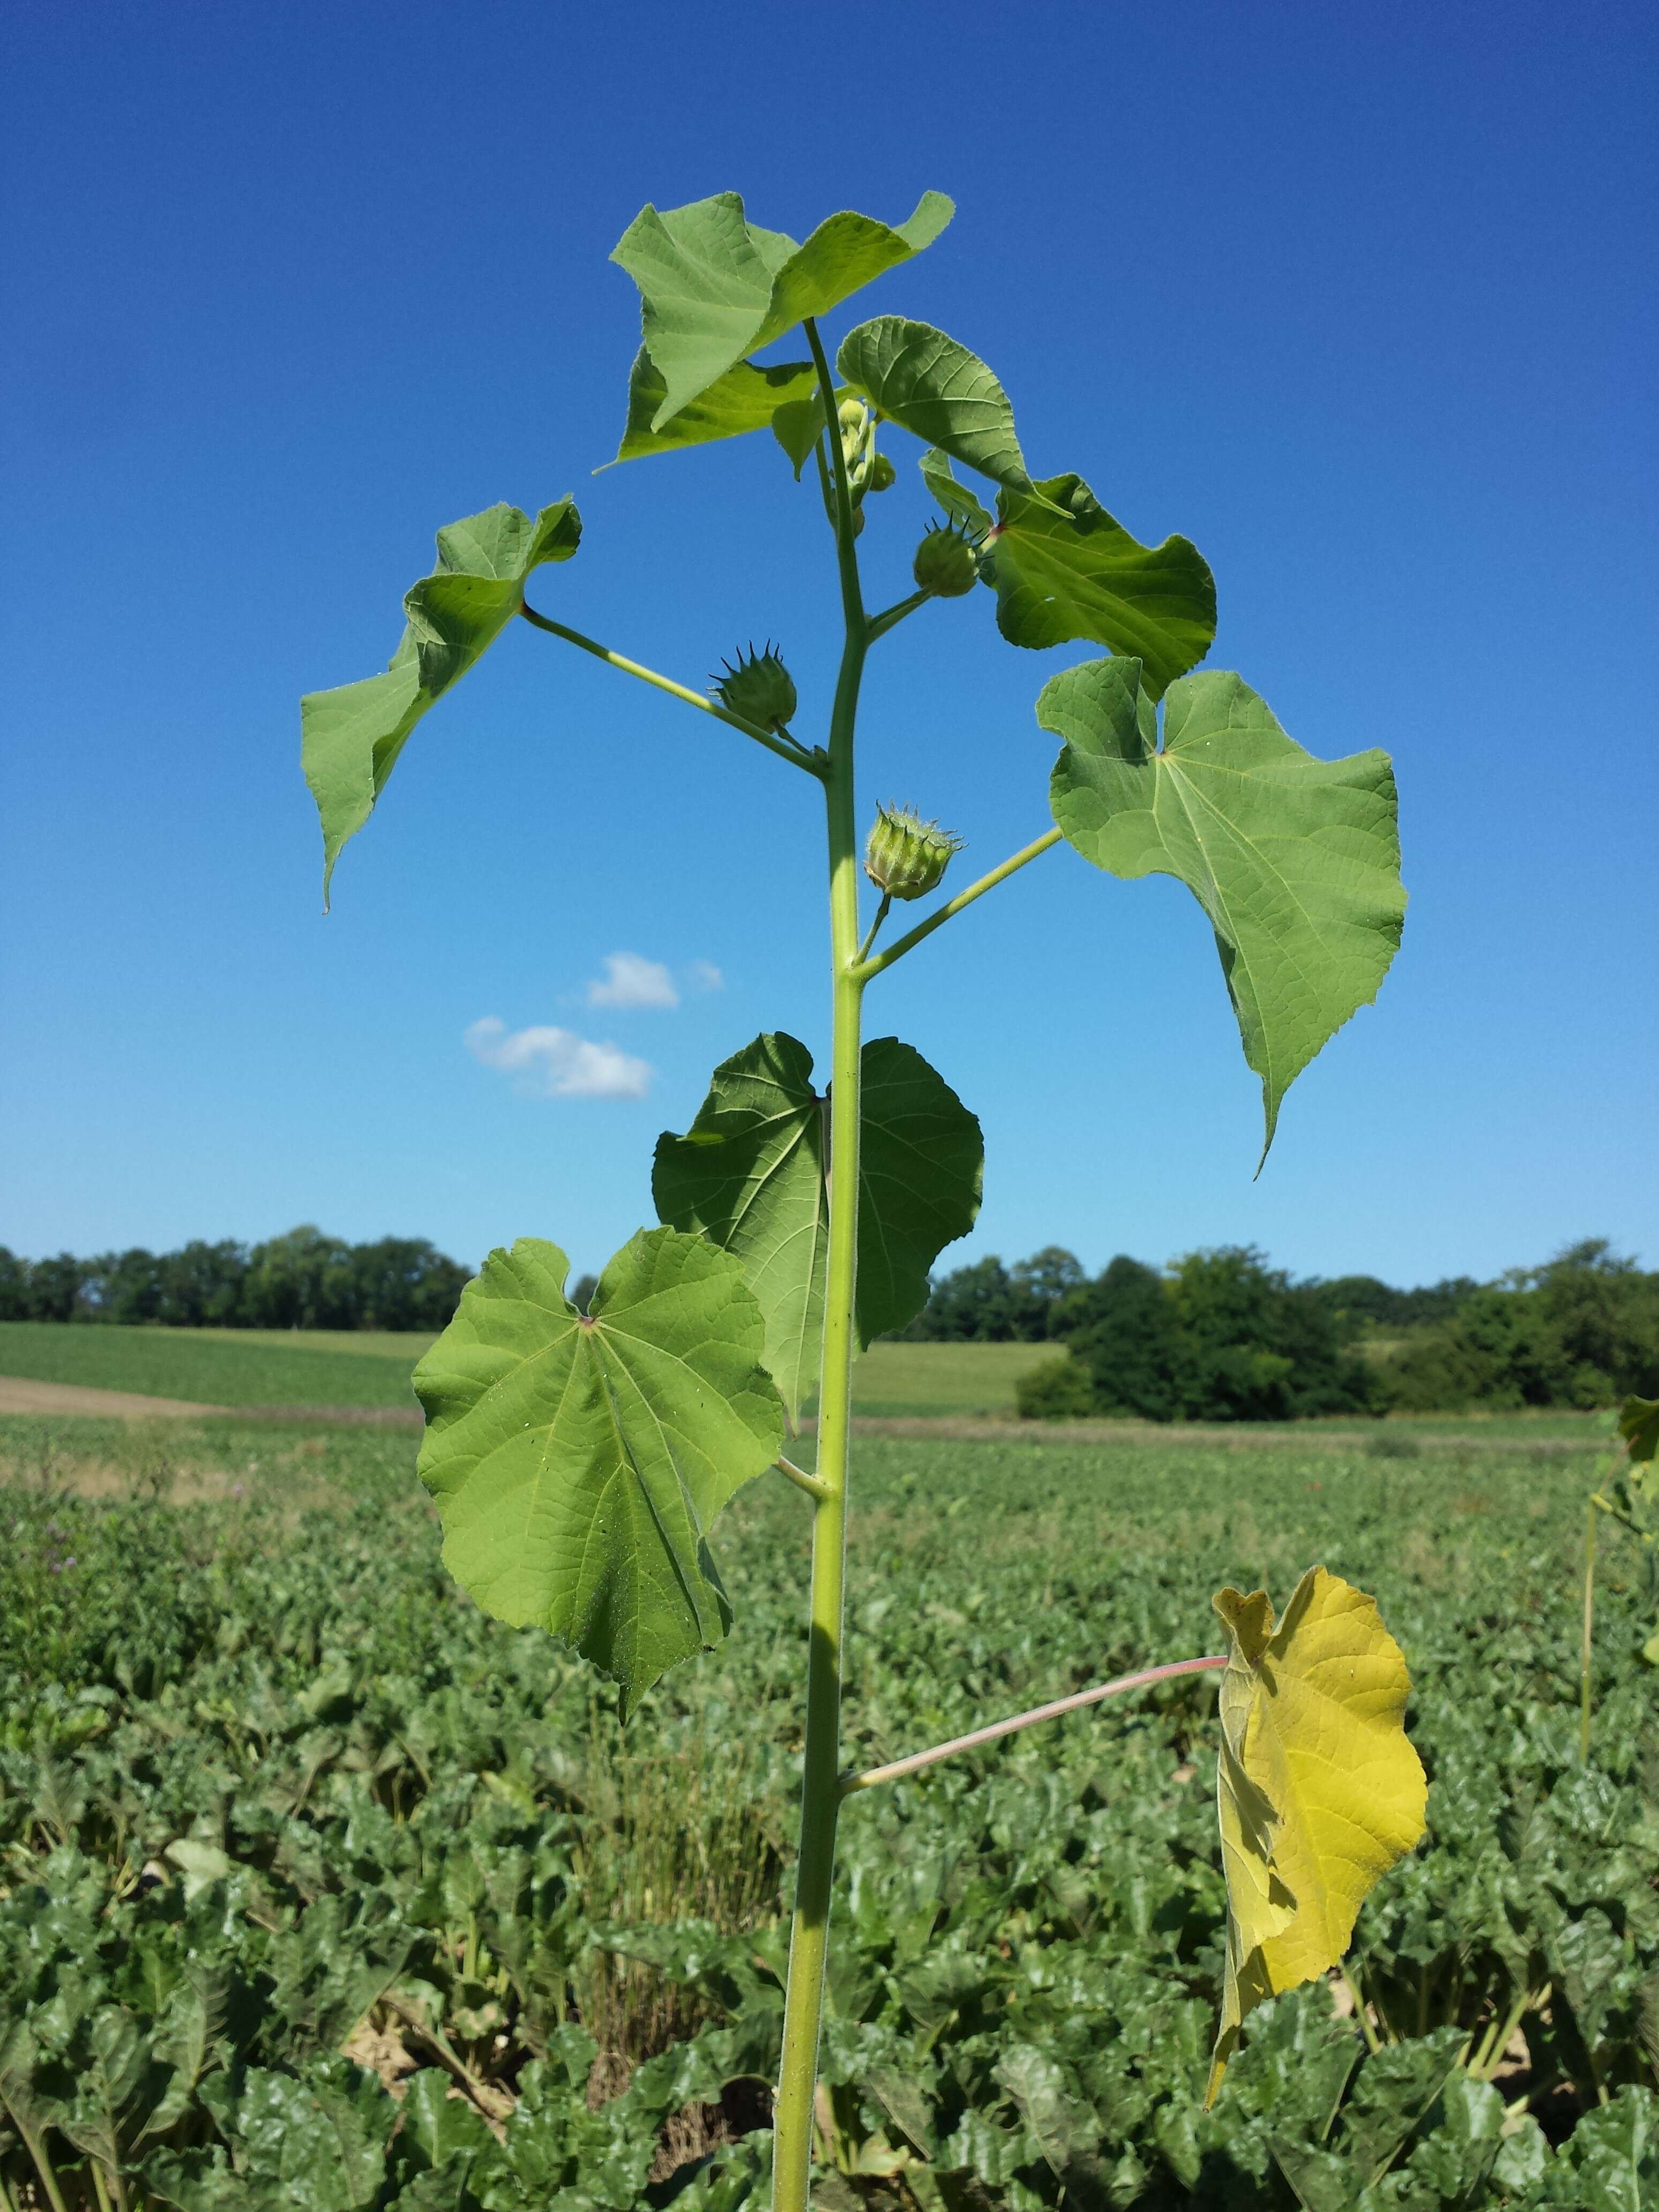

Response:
(1044, 657), (1404, 1159)
(414, 1229), (783, 1714)
(610, 350), (819, 465)
(839, 318), (1030, 494)
(653, 1034), (983, 1421)
(1208, 1568), (1426, 2100)
(610, 190), (953, 438)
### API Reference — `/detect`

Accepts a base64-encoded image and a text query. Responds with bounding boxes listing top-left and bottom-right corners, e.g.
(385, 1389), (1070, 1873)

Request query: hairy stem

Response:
(773, 317), (868, 2212)
(854, 825), (1063, 981)
(517, 603), (825, 775)
(839, 1655), (1228, 1796)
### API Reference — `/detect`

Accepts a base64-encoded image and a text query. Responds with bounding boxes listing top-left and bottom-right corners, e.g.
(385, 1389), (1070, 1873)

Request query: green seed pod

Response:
(712, 644), (797, 733)
(866, 452), (895, 494)
(863, 803), (965, 902)
(913, 520), (980, 598)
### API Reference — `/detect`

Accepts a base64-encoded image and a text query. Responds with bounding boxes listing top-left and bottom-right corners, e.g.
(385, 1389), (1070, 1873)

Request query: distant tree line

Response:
(903, 1239), (1659, 1421)
(0, 1227), (470, 1334)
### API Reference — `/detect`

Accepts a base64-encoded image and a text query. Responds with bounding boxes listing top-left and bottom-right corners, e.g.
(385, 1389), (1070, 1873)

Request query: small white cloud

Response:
(686, 960), (724, 992)
(465, 1018), (652, 1100)
(586, 952), (678, 1011)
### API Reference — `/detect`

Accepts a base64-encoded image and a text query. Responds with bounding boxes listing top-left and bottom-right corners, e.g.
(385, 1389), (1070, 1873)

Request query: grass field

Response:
(0, 1321), (1057, 1417)
(0, 1403), (1652, 2206)
(192, 1325), (439, 1359)
(0, 1319), (421, 1408)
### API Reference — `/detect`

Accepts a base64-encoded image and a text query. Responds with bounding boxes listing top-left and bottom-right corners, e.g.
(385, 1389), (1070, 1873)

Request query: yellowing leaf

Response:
(1207, 1567), (1426, 2104)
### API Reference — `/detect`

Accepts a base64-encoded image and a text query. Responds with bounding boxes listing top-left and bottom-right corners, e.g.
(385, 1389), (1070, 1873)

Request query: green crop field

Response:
(1, 1408), (1653, 2208)
(832, 1337), (1057, 1415)
(0, 1324), (1617, 1440)
(0, 1320), (421, 1410)
(0, 1324), (1059, 1420)
(191, 1326), (440, 1361)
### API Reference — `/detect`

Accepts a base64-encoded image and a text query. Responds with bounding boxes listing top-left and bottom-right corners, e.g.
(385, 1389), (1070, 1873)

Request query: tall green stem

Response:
(1580, 1495), (1597, 1763)
(773, 318), (868, 2212)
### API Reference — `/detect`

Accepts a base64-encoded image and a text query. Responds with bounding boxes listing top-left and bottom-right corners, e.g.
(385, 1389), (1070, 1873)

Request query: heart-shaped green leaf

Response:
(1619, 1393), (1659, 1464)
(301, 499), (580, 903)
(921, 454), (1213, 695)
(413, 1229), (783, 1714)
(839, 319), (1030, 493)
(610, 349), (819, 465)
(773, 392), (829, 479)
(610, 190), (953, 436)
(990, 473), (1214, 694)
(1044, 658), (1404, 1158)
(652, 1034), (983, 1421)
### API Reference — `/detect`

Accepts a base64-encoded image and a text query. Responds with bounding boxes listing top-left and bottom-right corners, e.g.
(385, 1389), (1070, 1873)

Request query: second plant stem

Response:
(772, 319), (868, 2212)
(1580, 1494), (1598, 1762)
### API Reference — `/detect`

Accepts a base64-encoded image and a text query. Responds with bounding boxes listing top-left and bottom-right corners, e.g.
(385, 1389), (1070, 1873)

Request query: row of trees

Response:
(902, 1239), (1659, 1421)
(8, 1223), (1654, 1418)
(0, 1227), (472, 1334)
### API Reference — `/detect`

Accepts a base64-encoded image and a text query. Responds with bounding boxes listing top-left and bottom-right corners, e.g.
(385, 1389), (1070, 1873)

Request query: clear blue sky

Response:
(4, 1), (1654, 1289)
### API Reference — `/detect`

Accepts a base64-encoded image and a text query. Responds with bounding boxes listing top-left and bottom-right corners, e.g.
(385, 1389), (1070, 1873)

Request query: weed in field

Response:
(572, 1718), (786, 2083)
(1366, 1429), (1423, 1459)
(301, 186), (1419, 2204)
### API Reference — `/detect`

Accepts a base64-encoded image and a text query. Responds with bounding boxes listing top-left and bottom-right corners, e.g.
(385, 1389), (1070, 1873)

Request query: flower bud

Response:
(866, 452), (895, 494)
(838, 397), (875, 491)
(712, 644), (797, 733)
(863, 804), (965, 902)
(913, 520), (980, 598)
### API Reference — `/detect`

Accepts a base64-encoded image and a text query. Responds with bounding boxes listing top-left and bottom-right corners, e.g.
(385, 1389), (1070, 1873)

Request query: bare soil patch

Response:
(0, 1375), (222, 1420)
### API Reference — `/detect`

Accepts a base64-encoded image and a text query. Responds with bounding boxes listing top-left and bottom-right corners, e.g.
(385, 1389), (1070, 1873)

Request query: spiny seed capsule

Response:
(864, 804), (965, 902)
(711, 644), (797, 733)
(913, 520), (980, 597)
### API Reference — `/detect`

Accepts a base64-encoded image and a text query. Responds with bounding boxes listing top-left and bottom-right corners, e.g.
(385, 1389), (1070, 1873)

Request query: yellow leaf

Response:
(1206, 1567), (1426, 2104)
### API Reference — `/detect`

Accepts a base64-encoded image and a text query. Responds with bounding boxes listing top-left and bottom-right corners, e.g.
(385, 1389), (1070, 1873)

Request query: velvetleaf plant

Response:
(302, 189), (1424, 2206)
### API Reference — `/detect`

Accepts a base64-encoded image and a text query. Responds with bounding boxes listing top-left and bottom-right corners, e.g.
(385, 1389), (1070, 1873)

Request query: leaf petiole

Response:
(866, 588), (934, 644)
(839, 1654), (1227, 1795)
(853, 825), (1063, 981)
(517, 603), (826, 776)
(854, 892), (891, 966)
(776, 1455), (831, 1504)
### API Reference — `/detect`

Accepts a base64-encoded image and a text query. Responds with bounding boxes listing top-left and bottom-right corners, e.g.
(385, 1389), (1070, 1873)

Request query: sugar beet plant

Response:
(304, 190), (1422, 2206)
